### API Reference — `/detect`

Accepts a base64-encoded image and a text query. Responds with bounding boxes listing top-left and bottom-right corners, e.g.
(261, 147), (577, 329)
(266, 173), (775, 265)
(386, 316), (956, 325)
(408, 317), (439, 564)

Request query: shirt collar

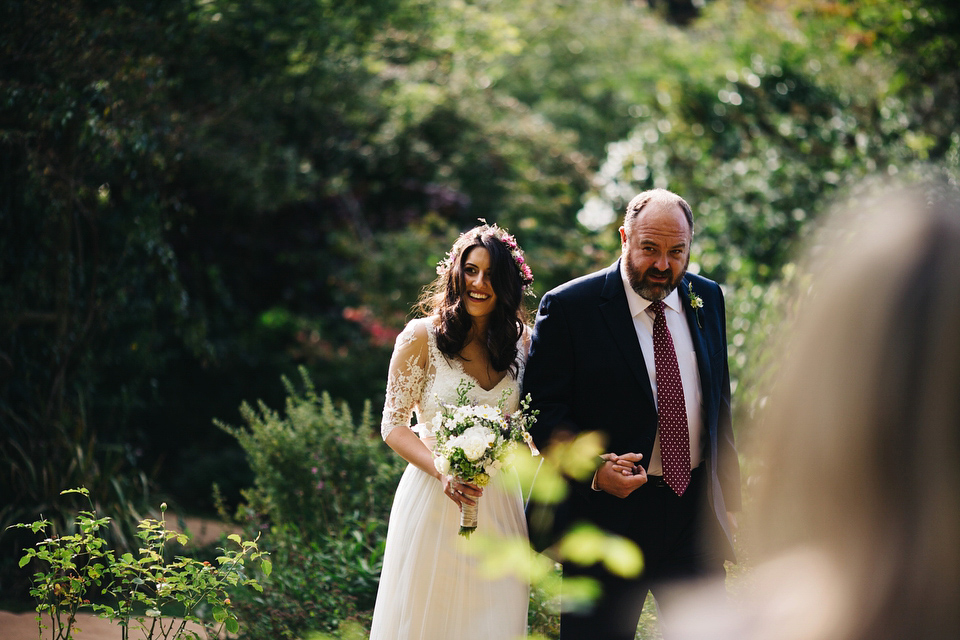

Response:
(619, 258), (684, 318)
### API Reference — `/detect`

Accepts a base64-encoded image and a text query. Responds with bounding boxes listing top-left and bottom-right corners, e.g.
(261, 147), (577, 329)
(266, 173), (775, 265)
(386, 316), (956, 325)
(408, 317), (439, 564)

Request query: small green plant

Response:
(10, 487), (270, 639)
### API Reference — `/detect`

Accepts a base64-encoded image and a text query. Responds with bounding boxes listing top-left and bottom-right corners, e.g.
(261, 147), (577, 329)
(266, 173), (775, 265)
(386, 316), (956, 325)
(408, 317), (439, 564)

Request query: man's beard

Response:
(625, 257), (688, 302)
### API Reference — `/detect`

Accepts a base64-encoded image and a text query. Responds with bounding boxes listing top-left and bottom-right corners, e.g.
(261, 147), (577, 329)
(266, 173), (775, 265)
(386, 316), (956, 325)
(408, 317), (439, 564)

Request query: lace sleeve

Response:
(380, 319), (429, 441)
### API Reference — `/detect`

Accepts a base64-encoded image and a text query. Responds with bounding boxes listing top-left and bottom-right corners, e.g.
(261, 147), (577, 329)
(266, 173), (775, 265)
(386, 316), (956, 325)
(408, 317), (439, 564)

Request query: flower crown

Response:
(437, 221), (535, 293)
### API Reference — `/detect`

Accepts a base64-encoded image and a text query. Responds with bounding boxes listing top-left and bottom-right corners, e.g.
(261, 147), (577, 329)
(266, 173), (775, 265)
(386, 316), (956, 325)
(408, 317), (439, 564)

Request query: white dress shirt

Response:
(620, 260), (703, 474)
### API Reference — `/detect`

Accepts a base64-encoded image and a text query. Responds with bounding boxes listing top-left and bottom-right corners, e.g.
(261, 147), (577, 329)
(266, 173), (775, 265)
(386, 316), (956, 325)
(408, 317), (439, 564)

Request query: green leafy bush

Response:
(229, 521), (385, 638)
(217, 367), (404, 542)
(217, 368), (405, 636)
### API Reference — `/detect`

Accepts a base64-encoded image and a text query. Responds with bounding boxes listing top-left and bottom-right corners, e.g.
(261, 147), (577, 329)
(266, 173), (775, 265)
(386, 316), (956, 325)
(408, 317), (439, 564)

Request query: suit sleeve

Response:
(715, 286), (742, 512)
(523, 292), (581, 449)
(522, 291), (592, 551)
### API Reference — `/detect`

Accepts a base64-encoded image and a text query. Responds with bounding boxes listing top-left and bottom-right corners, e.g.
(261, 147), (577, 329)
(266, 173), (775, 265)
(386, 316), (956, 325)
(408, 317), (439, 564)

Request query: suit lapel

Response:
(599, 261), (656, 408)
(682, 275), (715, 434)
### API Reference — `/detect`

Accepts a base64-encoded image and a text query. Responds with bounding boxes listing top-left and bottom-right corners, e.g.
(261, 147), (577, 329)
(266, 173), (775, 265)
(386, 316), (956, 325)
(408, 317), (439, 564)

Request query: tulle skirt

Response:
(369, 463), (530, 640)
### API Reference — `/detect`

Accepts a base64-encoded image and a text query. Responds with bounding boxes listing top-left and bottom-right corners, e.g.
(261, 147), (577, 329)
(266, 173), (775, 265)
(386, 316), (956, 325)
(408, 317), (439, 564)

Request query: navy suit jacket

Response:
(522, 260), (741, 561)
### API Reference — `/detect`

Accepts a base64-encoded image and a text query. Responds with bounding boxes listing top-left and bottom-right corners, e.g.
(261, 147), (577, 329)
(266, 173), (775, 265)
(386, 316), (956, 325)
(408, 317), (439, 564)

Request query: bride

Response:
(370, 223), (535, 640)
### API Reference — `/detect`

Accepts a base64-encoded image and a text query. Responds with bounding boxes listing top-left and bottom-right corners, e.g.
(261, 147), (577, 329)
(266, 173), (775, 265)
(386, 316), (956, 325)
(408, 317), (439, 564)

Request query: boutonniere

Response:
(687, 282), (704, 328)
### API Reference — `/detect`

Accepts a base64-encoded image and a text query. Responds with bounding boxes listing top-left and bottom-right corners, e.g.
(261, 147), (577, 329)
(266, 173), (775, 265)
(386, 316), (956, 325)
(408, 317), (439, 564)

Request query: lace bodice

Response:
(380, 317), (527, 446)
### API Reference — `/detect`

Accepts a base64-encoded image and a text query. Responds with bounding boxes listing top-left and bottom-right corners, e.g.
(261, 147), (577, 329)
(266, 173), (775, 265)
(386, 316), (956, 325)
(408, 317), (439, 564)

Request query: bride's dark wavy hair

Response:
(418, 224), (531, 375)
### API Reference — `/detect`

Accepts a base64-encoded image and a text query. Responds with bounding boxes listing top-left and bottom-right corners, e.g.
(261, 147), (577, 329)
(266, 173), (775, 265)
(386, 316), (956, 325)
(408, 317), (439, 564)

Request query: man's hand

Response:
(595, 452), (647, 498)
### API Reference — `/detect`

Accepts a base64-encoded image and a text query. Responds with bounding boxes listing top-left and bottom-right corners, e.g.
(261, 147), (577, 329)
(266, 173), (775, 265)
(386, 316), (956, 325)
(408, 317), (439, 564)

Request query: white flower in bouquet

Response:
(456, 425), (497, 461)
(483, 458), (503, 478)
(432, 380), (539, 537)
(474, 405), (507, 424)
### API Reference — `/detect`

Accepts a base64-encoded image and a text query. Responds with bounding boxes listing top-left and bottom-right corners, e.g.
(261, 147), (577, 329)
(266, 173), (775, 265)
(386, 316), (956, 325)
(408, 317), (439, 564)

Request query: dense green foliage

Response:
(217, 368), (404, 543)
(218, 369), (404, 637)
(3, 0), (958, 612)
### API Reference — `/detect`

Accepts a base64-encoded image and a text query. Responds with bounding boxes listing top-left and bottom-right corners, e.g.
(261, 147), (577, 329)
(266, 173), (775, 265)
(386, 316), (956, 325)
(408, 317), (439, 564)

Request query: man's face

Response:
(620, 200), (691, 301)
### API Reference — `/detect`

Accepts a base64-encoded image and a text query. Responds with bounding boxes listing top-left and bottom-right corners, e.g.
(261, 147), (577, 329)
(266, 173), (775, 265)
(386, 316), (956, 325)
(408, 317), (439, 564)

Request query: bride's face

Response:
(460, 246), (497, 319)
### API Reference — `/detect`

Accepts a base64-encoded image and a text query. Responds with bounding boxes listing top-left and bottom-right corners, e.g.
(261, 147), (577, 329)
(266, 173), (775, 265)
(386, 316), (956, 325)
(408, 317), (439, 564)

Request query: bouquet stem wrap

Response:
(459, 493), (479, 538)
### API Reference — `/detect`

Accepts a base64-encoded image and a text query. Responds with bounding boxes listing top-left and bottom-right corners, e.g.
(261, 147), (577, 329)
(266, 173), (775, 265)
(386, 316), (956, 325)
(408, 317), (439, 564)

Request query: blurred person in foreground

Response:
(370, 223), (534, 640)
(523, 188), (742, 639)
(666, 180), (960, 640)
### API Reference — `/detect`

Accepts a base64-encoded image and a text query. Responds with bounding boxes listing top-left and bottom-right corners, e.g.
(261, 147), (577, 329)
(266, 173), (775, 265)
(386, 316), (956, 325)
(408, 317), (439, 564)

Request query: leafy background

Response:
(2, 0), (958, 632)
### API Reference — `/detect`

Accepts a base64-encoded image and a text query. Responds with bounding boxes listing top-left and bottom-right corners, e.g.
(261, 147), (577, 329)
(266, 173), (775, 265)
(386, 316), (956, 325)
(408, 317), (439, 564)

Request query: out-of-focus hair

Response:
(751, 180), (960, 640)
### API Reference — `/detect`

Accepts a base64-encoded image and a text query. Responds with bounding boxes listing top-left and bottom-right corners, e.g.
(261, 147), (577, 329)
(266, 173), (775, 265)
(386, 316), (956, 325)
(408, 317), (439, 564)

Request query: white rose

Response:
(434, 456), (450, 475)
(463, 424), (493, 440)
(462, 437), (486, 461)
(459, 425), (495, 461)
(458, 437), (483, 461)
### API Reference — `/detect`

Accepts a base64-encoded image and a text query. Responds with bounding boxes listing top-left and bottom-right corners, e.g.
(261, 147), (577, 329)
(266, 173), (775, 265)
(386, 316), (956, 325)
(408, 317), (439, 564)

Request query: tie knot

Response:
(649, 299), (665, 317)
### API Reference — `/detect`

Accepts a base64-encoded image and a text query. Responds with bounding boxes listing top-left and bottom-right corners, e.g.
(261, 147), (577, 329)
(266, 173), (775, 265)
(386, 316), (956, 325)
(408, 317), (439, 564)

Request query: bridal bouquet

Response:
(432, 380), (539, 537)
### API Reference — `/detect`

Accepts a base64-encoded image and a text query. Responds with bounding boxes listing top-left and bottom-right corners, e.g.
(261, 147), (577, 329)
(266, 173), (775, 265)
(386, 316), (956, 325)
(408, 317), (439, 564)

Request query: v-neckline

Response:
(426, 320), (513, 392)
(449, 356), (510, 393)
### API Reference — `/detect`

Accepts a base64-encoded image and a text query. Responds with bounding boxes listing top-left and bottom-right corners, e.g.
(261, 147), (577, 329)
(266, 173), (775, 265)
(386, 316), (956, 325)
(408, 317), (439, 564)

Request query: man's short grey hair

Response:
(623, 188), (694, 234)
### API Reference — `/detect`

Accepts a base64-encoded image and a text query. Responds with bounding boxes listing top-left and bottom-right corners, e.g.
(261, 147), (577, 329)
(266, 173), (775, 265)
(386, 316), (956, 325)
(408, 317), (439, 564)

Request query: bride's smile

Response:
(462, 247), (497, 317)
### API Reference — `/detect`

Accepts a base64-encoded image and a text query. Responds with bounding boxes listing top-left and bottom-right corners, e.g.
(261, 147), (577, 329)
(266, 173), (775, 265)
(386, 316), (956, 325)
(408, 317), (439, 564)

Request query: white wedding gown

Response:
(369, 317), (529, 640)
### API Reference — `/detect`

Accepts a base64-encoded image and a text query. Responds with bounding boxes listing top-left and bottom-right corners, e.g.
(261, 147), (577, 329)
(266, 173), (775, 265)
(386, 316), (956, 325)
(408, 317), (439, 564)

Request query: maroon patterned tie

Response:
(650, 299), (691, 496)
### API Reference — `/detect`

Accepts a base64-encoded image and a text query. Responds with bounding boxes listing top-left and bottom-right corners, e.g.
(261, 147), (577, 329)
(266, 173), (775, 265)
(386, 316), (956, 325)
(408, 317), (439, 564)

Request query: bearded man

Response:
(523, 188), (741, 640)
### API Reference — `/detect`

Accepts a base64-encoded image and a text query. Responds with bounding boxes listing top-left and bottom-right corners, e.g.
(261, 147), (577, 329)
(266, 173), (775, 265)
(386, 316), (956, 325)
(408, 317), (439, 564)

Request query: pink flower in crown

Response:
(437, 221), (535, 293)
